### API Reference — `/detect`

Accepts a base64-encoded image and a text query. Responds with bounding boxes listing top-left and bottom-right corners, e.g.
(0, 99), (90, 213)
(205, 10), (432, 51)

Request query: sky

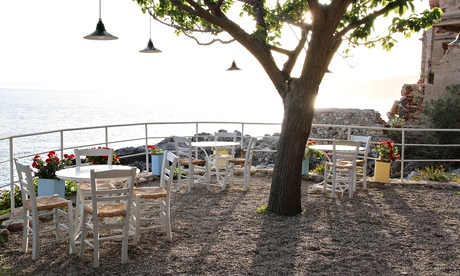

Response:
(0, 0), (431, 117)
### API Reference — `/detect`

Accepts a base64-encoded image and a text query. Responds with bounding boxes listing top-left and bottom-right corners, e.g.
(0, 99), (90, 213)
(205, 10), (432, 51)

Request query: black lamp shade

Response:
(227, 60), (241, 71)
(140, 39), (162, 53)
(84, 19), (118, 40)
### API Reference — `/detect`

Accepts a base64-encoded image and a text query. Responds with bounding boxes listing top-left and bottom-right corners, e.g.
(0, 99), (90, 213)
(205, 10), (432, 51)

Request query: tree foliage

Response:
(133, 0), (442, 215)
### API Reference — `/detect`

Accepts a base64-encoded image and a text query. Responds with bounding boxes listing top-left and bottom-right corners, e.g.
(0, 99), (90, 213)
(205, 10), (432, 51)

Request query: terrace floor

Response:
(1, 175), (460, 275)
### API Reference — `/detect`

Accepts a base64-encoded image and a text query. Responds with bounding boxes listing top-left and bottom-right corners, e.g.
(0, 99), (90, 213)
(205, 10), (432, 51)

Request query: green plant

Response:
(412, 166), (460, 182)
(374, 140), (400, 162)
(32, 151), (75, 179)
(65, 180), (77, 196)
(304, 140), (325, 160)
(311, 163), (325, 175)
(389, 116), (404, 128)
(172, 166), (187, 179)
(148, 145), (164, 155)
(256, 204), (269, 214)
(0, 185), (22, 211)
(86, 147), (120, 165)
(420, 89), (460, 159)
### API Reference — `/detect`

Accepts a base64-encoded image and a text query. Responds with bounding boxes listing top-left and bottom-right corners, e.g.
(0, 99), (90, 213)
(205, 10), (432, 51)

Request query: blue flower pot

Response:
(301, 157), (310, 175)
(38, 178), (65, 198)
(151, 154), (164, 176)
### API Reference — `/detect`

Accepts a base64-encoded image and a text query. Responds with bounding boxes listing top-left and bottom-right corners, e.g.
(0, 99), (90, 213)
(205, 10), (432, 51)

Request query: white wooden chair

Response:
(74, 148), (116, 239)
(14, 159), (76, 260)
(223, 137), (257, 191)
(131, 151), (178, 245)
(207, 132), (238, 189)
(323, 140), (360, 198)
(350, 135), (372, 189)
(75, 148), (114, 166)
(79, 167), (137, 268)
(173, 136), (209, 192)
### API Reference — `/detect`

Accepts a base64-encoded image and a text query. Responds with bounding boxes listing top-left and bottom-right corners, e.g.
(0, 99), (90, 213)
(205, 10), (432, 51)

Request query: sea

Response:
(0, 88), (396, 186)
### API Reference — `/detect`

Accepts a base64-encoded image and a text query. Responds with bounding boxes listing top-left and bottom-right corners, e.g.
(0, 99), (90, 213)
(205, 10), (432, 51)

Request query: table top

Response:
(309, 144), (365, 151)
(191, 141), (239, 147)
(55, 165), (137, 181)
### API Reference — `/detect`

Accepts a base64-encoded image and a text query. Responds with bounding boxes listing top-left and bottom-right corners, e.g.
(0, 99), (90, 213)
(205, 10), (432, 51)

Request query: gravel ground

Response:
(2, 175), (460, 275)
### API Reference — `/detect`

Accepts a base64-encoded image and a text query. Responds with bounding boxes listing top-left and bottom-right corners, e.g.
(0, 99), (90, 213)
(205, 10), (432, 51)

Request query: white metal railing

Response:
(1, 121), (459, 211)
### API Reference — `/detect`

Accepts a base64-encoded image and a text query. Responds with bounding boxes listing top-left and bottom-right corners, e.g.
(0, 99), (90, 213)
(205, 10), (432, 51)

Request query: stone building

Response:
(389, 0), (460, 124)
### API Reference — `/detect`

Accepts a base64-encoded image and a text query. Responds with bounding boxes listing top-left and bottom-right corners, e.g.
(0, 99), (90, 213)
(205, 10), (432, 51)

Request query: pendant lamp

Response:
(84, 0), (118, 40)
(227, 60), (241, 71)
(140, 17), (161, 53)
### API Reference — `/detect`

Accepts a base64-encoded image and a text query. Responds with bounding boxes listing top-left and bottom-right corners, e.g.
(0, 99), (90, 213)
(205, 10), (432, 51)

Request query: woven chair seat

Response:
(78, 182), (115, 191)
(133, 187), (167, 199)
(326, 161), (354, 169)
(24, 196), (69, 211)
(179, 158), (206, 166)
(84, 202), (127, 218)
(355, 159), (365, 165)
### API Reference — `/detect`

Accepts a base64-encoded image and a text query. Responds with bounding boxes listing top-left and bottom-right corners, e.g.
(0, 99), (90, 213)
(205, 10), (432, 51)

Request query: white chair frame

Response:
(131, 151), (178, 245)
(14, 159), (76, 260)
(173, 136), (209, 192)
(323, 140), (360, 198)
(79, 167), (137, 268)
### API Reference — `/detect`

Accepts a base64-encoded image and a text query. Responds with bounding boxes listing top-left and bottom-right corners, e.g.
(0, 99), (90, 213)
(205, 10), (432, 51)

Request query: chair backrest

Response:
(214, 132), (238, 155)
(350, 135), (372, 159)
(244, 137), (257, 167)
(14, 159), (37, 211)
(159, 151), (178, 190)
(332, 140), (361, 164)
(88, 167), (137, 218)
(75, 148), (114, 166)
(173, 136), (194, 160)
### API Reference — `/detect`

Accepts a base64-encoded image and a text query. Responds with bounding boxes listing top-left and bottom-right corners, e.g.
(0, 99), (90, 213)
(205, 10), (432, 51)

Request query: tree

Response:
(134, 0), (441, 215)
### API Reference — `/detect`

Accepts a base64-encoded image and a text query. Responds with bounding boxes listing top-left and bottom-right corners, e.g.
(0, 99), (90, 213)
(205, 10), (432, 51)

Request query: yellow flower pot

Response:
(374, 161), (391, 183)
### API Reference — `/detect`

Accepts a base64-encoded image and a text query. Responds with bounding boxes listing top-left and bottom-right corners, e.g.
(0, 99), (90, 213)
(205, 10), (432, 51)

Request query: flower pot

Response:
(151, 154), (164, 176)
(37, 178), (65, 198)
(374, 161), (391, 183)
(301, 157), (310, 175)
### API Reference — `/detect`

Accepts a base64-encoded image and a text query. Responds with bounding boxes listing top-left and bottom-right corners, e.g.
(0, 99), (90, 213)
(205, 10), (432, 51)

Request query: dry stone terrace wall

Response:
(310, 108), (387, 140)
(117, 109), (388, 170)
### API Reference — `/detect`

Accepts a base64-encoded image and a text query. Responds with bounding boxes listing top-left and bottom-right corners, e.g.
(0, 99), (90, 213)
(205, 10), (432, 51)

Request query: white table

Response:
(191, 141), (239, 148)
(191, 141), (240, 188)
(308, 144), (364, 191)
(309, 144), (365, 152)
(56, 165), (136, 181)
(56, 165), (137, 240)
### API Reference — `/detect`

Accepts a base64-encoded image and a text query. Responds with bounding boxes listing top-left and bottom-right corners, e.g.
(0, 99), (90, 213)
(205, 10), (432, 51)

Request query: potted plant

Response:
(303, 140), (325, 175)
(85, 147), (120, 165)
(148, 145), (164, 176)
(32, 151), (75, 197)
(373, 140), (400, 183)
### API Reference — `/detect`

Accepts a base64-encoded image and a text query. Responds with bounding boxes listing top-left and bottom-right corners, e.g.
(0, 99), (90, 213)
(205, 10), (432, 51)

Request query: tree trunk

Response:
(268, 81), (316, 216)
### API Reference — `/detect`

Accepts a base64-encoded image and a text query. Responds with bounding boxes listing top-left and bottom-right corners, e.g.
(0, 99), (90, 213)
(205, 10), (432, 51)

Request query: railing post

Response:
(60, 131), (64, 159)
(9, 137), (14, 211)
(104, 127), (109, 148)
(400, 129), (405, 181)
(145, 124), (149, 171)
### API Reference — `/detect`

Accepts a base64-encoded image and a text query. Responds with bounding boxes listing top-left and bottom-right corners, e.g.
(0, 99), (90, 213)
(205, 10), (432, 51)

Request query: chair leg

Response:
(66, 202), (77, 254)
(121, 217), (129, 264)
(22, 213), (29, 253)
(362, 163), (367, 189)
(79, 213), (88, 259)
(31, 214), (39, 260)
(133, 195), (141, 246)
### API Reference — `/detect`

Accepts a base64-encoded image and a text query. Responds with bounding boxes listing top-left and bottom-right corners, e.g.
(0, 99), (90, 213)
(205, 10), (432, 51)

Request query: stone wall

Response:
(310, 108), (387, 140)
(116, 109), (388, 170)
